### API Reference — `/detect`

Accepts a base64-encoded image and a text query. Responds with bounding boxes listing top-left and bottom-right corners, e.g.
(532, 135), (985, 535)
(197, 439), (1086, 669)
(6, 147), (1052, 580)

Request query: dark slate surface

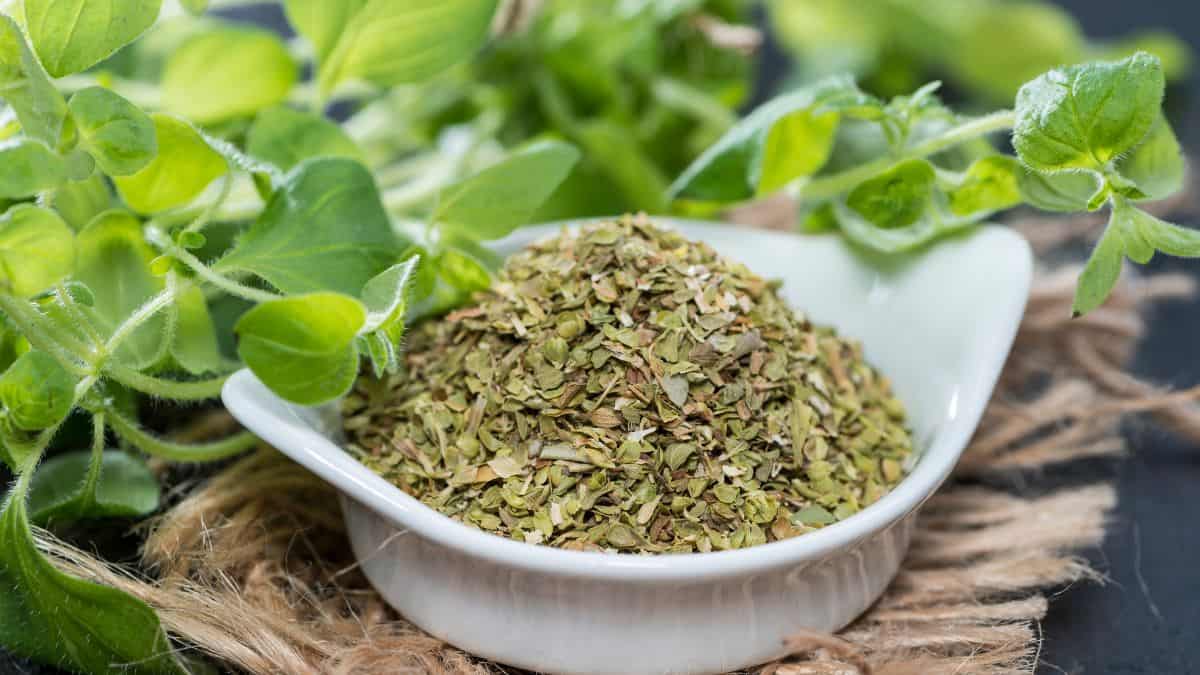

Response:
(1032, 3), (1200, 674)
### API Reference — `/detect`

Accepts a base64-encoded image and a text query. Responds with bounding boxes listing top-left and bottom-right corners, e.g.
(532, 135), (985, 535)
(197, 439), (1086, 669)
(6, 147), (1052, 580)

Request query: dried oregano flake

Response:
(343, 215), (913, 553)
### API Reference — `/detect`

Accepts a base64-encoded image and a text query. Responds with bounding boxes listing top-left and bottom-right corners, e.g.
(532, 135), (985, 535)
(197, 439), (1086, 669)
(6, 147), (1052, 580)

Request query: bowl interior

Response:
(222, 219), (1032, 579)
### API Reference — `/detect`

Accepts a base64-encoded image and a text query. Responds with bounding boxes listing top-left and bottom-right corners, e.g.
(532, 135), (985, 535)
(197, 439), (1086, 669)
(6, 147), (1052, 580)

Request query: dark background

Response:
(1035, 2), (1200, 673)
(5, 2), (1200, 674)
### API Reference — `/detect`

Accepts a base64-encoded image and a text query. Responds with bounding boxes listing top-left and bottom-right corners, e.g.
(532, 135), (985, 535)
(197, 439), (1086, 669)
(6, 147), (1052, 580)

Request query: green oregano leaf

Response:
(170, 285), (221, 375)
(318, 0), (499, 95)
(176, 231), (206, 250)
(74, 210), (166, 368)
(215, 157), (402, 296)
(113, 114), (226, 213)
(669, 76), (880, 202)
(434, 140), (581, 240)
(845, 158), (935, 229)
(438, 246), (491, 292)
(356, 257), (419, 376)
(0, 204), (75, 297)
(947, 156), (1022, 217)
(0, 15), (67, 144)
(1072, 214), (1126, 317)
(0, 138), (66, 199)
(63, 148), (96, 181)
(245, 105), (363, 171)
(0, 474), (184, 674)
(0, 350), (77, 431)
(1014, 52), (1164, 173)
(24, 0), (164, 77)
(1016, 168), (1105, 213)
(163, 25), (298, 124)
(282, 0), (367, 66)
(360, 257), (419, 336)
(67, 87), (158, 176)
(832, 160), (979, 254)
(1115, 115), (1185, 202)
(235, 292), (366, 405)
(29, 450), (160, 525)
(1118, 198), (1200, 258)
(833, 199), (974, 254)
(49, 173), (113, 229)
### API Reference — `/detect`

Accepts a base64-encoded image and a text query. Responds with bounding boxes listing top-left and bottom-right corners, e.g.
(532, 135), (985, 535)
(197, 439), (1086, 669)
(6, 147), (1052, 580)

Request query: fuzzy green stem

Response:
(146, 227), (281, 303)
(105, 408), (258, 462)
(76, 412), (106, 512)
(182, 171), (235, 237)
(102, 289), (175, 360)
(796, 110), (1017, 203)
(0, 293), (90, 376)
(54, 282), (103, 347)
(103, 363), (228, 401)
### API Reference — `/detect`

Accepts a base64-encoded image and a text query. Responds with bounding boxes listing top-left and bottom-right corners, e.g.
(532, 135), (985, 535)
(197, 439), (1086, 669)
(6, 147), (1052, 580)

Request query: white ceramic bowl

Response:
(222, 219), (1032, 675)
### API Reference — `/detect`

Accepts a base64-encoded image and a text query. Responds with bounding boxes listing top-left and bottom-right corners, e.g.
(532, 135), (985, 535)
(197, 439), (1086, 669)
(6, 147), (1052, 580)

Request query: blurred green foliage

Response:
(370, 0), (757, 218)
(767, 0), (1192, 104)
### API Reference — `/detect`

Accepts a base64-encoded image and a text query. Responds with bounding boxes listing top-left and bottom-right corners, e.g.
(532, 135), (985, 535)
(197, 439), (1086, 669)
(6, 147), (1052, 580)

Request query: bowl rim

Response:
(222, 220), (1032, 583)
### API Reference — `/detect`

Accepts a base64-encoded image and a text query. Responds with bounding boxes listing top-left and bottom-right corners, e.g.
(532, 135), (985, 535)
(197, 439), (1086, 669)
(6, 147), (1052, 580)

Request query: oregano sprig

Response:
(670, 51), (1195, 316)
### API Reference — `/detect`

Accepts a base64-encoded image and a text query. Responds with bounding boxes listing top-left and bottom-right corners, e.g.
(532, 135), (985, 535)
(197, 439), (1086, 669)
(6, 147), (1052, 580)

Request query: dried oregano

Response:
(343, 215), (913, 553)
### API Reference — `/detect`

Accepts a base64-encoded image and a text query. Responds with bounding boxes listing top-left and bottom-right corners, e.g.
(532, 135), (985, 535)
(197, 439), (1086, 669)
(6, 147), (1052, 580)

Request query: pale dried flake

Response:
(627, 426), (657, 441)
(663, 374), (690, 407)
(636, 496), (662, 525)
(539, 443), (585, 462)
(589, 408), (621, 428)
(486, 456), (525, 478)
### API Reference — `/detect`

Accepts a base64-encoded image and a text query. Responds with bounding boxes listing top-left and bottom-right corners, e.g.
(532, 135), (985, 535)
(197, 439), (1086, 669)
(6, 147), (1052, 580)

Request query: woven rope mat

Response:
(38, 205), (1200, 675)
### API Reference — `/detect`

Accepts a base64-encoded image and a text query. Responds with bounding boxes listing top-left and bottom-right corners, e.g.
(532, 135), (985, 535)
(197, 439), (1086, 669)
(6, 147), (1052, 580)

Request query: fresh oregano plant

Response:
(670, 51), (1196, 316)
(0, 1), (583, 672)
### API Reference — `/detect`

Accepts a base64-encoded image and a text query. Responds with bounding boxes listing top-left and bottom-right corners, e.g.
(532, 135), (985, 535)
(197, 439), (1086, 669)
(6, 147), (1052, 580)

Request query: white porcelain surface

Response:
(222, 219), (1032, 675)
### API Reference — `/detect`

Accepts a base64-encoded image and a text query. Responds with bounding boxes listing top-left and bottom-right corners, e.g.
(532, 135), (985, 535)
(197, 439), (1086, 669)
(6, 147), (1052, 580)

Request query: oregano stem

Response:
(54, 283), (102, 347)
(182, 171), (235, 236)
(103, 363), (228, 401)
(77, 412), (106, 513)
(796, 109), (1017, 202)
(145, 227), (281, 303)
(0, 293), (90, 376)
(102, 288), (175, 360)
(105, 407), (258, 462)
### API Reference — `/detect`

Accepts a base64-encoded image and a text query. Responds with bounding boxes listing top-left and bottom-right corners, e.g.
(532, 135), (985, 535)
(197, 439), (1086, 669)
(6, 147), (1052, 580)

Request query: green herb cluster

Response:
(670, 51), (1199, 316)
(345, 217), (912, 553)
(354, 0), (756, 218)
(0, 1), (584, 672)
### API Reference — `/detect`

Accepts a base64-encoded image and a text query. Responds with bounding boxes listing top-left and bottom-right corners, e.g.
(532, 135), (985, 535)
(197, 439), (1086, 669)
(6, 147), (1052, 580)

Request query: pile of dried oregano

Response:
(344, 216), (913, 553)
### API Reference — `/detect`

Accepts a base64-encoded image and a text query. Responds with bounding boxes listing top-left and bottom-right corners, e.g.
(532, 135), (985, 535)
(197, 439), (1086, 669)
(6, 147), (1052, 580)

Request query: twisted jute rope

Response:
(35, 195), (1200, 674)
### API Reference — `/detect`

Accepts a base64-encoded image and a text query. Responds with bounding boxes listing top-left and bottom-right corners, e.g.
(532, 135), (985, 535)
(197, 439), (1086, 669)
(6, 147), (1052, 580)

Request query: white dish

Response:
(222, 219), (1032, 675)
